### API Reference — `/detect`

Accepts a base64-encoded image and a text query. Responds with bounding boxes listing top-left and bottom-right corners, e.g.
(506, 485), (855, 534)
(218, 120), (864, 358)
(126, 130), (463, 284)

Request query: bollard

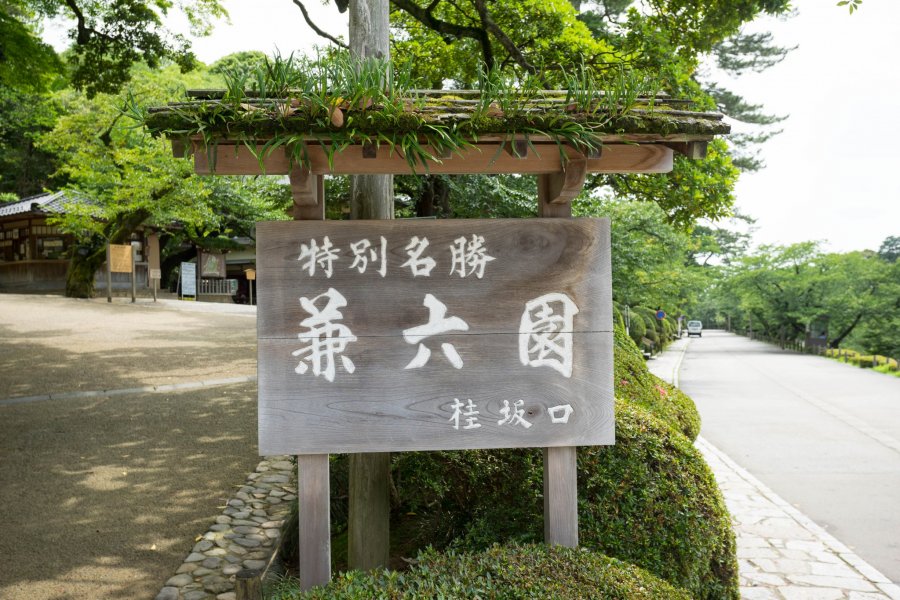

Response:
(235, 569), (263, 600)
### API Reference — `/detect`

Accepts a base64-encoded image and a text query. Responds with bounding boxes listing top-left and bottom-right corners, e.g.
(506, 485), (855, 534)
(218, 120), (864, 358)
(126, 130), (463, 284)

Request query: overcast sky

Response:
(45, 1), (900, 253)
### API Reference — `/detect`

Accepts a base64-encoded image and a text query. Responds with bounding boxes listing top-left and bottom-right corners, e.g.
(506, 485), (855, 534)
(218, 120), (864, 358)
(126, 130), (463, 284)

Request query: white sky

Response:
(45, 0), (900, 253)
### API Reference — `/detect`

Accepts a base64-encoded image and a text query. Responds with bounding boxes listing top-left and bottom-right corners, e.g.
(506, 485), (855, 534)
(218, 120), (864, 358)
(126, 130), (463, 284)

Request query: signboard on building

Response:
(181, 261), (197, 298)
(200, 251), (226, 278)
(109, 244), (133, 273)
(256, 219), (613, 455)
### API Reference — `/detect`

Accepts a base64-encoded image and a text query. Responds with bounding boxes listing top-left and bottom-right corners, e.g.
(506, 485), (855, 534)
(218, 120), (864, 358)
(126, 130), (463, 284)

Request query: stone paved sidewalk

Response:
(698, 437), (900, 600)
(648, 338), (900, 600)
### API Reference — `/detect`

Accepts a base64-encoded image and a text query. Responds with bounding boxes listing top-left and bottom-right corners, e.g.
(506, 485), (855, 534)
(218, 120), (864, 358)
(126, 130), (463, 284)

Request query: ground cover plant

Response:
(279, 324), (737, 600)
(269, 544), (691, 599)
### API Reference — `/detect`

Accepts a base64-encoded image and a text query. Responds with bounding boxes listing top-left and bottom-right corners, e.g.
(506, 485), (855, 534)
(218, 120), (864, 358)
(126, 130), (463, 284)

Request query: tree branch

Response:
(391, 0), (494, 68)
(291, 0), (349, 49)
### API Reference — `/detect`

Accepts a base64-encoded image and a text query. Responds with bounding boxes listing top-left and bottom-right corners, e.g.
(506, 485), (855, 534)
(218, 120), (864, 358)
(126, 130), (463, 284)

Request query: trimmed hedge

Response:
(613, 325), (701, 440)
(280, 323), (735, 600)
(270, 544), (691, 599)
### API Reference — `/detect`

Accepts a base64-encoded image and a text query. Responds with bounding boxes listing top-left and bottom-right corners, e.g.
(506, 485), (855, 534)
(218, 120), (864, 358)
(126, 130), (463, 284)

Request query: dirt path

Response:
(0, 295), (261, 599)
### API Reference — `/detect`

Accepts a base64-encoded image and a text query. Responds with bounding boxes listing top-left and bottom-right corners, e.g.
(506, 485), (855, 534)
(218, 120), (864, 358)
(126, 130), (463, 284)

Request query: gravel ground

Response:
(0, 294), (261, 599)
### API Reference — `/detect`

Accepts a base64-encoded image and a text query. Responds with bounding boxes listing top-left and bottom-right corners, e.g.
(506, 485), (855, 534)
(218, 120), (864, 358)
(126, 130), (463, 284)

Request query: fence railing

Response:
(739, 331), (899, 372)
(199, 278), (238, 295)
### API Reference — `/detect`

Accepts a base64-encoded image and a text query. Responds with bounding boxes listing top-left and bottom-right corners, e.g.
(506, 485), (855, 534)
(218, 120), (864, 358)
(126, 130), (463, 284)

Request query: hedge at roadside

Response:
(613, 325), (701, 440)
(270, 544), (691, 600)
(281, 320), (733, 599)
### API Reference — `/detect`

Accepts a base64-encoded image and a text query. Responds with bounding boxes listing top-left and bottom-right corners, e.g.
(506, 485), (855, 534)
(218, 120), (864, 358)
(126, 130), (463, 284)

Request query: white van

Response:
(686, 320), (703, 337)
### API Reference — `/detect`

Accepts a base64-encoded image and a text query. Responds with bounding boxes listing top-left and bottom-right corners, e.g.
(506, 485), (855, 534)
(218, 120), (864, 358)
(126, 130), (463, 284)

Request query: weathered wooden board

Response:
(257, 218), (613, 454)
(193, 142), (672, 177)
(109, 244), (133, 273)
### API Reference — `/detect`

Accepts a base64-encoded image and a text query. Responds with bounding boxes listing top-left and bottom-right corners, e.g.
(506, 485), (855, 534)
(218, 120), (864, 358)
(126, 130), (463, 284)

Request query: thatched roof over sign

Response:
(145, 89), (728, 199)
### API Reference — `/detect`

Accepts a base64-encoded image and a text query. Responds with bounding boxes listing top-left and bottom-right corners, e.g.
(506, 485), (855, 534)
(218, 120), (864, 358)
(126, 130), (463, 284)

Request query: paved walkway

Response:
(649, 337), (900, 600)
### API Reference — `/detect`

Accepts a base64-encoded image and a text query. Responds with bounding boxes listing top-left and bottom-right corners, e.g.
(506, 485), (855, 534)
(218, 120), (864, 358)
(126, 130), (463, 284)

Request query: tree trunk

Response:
(349, 0), (393, 221)
(64, 209), (151, 298)
(347, 0), (392, 573)
(830, 313), (864, 348)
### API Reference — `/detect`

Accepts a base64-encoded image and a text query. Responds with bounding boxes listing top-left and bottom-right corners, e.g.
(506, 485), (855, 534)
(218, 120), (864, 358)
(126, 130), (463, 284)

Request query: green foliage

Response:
(282, 333), (732, 599)
(37, 62), (290, 296)
(0, 3), (64, 92)
(702, 241), (900, 354)
(614, 325), (701, 440)
(271, 544), (691, 599)
(0, 85), (62, 196)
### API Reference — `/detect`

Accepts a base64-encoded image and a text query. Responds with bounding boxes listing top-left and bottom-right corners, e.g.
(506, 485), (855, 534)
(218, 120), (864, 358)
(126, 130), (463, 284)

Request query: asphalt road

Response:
(0, 294), (260, 600)
(676, 330), (900, 583)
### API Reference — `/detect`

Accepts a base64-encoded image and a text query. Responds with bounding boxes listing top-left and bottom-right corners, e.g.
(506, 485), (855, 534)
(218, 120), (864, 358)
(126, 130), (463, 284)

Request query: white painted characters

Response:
(497, 399), (533, 429)
(400, 236), (437, 277)
(449, 234), (495, 279)
(298, 236), (340, 278)
(548, 404), (574, 424)
(519, 292), (579, 378)
(403, 294), (470, 369)
(349, 236), (388, 277)
(292, 288), (356, 383)
(449, 398), (481, 430)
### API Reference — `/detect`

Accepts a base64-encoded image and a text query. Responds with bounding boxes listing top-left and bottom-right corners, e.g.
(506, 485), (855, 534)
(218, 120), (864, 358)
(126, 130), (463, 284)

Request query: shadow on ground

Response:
(0, 382), (260, 600)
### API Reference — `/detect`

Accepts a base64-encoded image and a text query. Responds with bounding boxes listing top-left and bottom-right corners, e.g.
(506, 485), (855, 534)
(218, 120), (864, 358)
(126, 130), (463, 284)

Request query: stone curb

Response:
(0, 376), (258, 406)
(697, 437), (900, 600)
(155, 456), (296, 600)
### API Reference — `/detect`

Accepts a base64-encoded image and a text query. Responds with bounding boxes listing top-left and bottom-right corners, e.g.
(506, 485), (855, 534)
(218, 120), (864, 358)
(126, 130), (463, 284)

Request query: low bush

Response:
(613, 326), (700, 440)
(270, 544), (691, 599)
(280, 323), (734, 600)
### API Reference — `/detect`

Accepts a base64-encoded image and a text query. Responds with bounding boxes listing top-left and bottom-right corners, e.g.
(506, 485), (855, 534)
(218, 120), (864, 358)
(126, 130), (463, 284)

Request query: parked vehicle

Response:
(686, 320), (703, 337)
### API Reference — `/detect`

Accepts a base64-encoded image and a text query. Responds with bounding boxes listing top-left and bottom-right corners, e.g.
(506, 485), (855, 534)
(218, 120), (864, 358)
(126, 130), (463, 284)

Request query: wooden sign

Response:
(245, 268), (256, 281)
(257, 219), (613, 455)
(109, 244), (133, 273)
(149, 268), (162, 280)
(200, 251), (226, 278)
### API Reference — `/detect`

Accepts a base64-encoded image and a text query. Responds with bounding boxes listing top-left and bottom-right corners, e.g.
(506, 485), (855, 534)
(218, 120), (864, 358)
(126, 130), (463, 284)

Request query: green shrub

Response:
(270, 544), (691, 599)
(614, 326), (700, 440)
(280, 327), (733, 600)
(627, 310), (647, 346)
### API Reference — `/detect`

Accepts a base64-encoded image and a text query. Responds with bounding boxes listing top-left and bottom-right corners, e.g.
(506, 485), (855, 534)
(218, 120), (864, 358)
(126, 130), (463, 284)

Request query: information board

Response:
(109, 244), (133, 273)
(257, 219), (613, 455)
(181, 262), (197, 297)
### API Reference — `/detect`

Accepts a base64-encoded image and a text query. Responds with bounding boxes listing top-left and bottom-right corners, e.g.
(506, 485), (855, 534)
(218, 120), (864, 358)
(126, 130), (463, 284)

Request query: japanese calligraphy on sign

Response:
(257, 219), (613, 455)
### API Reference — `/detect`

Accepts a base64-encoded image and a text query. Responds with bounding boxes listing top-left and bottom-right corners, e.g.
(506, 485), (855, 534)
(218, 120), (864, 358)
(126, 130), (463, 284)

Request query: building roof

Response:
(0, 192), (69, 218)
(0, 191), (99, 219)
(146, 89), (728, 178)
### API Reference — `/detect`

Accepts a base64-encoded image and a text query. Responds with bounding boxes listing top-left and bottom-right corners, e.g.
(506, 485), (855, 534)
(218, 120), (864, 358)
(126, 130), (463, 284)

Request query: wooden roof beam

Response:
(189, 141), (672, 176)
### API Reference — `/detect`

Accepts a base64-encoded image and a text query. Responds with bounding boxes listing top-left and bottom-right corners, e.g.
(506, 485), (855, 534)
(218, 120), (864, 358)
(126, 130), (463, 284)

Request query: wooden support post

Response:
(297, 455), (331, 591)
(537, 173), (579, 548)
(234, 569), (263, 600)
(348, 452), (391, 570)
(106, 243), (112, 303)
(539, 156), (587, 207)
(290, 166), (325, 221)
(290, 164), (332, 591)
(130, 244), (137, 303)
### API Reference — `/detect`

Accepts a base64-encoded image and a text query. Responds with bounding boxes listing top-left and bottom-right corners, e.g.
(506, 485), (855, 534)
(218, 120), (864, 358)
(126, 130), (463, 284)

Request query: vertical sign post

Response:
(106, 243), (112, 303)
(130, 243), (137, 303)
(245, 268), (255, 306)
(108, 244), (134, 302)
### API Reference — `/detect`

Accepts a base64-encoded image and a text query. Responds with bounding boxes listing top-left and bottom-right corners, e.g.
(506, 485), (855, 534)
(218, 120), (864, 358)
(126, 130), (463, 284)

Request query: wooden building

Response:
(0, 192), (79, 292)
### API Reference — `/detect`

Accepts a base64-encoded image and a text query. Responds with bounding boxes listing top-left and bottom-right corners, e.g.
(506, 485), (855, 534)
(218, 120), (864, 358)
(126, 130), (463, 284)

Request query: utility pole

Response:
(347, 0), (392, 572)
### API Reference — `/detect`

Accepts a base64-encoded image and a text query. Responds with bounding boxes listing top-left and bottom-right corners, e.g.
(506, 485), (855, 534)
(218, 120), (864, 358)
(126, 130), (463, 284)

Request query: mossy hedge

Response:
(613, 326), (700, 440)
(271, 544), (691, 599)
(280, 325), (735, 600)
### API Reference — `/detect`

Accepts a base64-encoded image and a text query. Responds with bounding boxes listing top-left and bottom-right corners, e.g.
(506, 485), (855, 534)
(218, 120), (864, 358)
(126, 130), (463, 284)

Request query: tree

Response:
(39, 62), (290, 297)
(2, 0), (226, 97)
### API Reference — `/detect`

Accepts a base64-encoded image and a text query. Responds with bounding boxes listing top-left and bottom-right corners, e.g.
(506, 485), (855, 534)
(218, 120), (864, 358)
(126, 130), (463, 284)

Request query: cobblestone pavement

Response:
(649, 338), (900, 600)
